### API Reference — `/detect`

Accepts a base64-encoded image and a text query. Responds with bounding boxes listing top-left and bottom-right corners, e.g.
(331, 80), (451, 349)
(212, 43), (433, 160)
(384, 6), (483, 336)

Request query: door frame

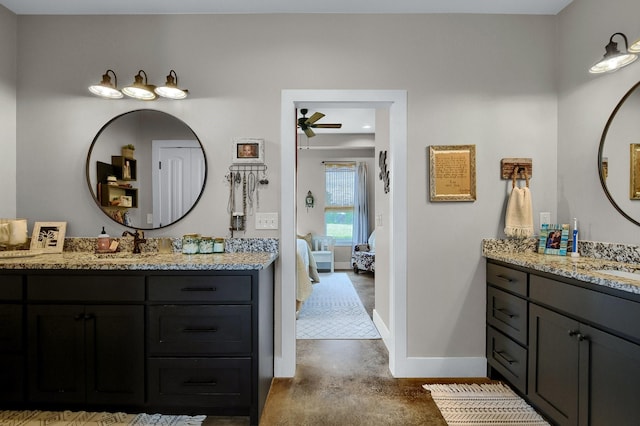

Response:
(277, 89), (407, 377)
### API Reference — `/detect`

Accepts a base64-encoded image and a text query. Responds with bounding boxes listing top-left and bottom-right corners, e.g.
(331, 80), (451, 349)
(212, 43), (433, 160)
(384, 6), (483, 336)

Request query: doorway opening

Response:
(278, 90), (407, 378)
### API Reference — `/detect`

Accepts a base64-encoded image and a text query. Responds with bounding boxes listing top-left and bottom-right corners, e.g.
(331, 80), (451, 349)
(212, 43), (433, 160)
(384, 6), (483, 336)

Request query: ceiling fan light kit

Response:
(297, 108), (342, 137)
(89, 69), (188, 100)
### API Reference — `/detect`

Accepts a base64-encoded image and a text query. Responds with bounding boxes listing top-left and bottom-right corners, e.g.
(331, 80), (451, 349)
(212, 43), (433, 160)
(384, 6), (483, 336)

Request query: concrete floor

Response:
(204, 270), (480, 425)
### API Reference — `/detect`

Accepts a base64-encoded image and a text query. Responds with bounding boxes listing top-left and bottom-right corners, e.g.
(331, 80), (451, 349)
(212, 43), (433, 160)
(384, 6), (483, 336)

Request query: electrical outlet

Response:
(540, 212), (551, 225)
(255, 212), (279, 230)
(147, 213), (153, 224)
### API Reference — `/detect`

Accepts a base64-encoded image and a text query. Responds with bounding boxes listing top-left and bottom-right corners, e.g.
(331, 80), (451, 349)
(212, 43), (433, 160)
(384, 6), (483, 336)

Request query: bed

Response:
(296, 237), (320, 312)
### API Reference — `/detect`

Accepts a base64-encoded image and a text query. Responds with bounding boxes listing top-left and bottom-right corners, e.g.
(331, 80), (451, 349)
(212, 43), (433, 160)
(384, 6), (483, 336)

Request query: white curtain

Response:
(352, 162), (369, 246)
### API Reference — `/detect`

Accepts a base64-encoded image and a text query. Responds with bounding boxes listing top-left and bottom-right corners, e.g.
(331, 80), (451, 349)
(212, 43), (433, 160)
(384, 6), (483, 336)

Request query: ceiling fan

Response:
(297, 108), (342, 137)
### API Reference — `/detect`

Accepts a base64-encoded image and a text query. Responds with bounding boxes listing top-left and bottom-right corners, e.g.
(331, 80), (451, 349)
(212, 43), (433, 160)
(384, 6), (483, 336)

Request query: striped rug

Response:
(0, 410), (205, 425)
(422, 383), (550, 425)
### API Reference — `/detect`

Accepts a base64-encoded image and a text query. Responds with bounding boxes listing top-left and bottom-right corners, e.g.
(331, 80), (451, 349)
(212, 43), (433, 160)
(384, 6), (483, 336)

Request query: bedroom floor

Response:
(203, 270), (484, 425)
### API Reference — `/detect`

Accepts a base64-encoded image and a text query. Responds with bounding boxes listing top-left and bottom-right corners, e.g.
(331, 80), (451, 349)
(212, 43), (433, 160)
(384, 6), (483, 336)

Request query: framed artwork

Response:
(30, 222), (67, 253)
(428, 145), (476, 202)
(630, 144), (640, 199)
(537, 224), (569, 256)
(232, 138), (265, 164)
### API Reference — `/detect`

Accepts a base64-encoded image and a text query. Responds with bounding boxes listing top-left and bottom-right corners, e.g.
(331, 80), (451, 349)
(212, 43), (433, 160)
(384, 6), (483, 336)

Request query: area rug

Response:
(422, 383), (550, 426)
(296, 272), (380, 339)
(0, 410), (205, 426)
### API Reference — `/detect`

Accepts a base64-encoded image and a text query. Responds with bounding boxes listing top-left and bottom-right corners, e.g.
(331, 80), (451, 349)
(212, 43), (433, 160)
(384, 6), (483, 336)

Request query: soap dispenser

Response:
(97, 227), (111, 252)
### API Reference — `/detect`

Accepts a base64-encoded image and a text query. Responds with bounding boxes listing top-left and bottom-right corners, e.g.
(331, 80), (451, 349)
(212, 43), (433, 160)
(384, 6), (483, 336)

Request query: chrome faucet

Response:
(122, 230), (146, 254)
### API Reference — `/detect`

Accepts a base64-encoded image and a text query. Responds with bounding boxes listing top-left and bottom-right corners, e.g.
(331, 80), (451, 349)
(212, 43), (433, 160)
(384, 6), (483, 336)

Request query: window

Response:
(324, 162), (355, 245)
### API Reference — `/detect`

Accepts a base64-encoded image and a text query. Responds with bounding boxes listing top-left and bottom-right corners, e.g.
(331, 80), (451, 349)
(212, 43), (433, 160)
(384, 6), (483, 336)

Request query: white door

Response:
(152, 140), (205, 228)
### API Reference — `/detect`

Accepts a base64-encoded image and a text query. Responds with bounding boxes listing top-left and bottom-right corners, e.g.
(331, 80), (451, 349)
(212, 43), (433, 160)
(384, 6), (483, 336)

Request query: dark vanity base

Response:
(0, 267), (274, 426)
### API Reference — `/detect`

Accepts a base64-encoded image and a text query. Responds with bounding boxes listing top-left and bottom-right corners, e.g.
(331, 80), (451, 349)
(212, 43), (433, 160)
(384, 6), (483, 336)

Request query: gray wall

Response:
(14, 13), (559, 373)
(0, 5), (16, 218)
(558, 0), (640, 243)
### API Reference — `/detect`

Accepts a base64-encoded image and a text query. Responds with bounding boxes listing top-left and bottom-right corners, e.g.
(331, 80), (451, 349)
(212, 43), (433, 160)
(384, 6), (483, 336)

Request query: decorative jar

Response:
(182, 234), (200, 254)
(213, 238), (225, 253)
(199, 237), (214, 254)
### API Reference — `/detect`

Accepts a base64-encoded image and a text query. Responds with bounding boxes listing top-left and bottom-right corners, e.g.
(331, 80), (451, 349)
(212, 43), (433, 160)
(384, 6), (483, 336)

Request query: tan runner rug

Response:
(0, 410), (205, 426)
(422, 383), (550, 425)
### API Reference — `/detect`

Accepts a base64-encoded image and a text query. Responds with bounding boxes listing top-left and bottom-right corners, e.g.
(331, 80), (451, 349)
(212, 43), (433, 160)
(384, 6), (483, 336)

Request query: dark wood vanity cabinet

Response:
(26, 274), (145, 407)
(0, 266), (273, 425)
(0, 275), (25, 403)
(146, 270), (274, 426)
(486, 260), (640, 426)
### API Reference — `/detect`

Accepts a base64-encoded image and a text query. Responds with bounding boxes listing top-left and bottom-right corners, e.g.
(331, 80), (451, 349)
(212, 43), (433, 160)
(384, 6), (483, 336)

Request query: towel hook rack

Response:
(501, 157), (532, 183)
(511, 166), (530, 188)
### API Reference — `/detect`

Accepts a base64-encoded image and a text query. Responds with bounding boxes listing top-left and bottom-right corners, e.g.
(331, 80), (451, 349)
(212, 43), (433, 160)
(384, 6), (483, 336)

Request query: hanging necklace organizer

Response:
(227, 164), (268, 236)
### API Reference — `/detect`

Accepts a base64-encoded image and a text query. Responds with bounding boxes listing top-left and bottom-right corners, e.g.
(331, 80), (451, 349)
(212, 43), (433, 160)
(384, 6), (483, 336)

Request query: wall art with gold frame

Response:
(428, 144), (476, 202)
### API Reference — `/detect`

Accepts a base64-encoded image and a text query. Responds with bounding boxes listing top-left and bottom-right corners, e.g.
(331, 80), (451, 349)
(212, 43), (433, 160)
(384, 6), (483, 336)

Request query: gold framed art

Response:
(428, 144), (476, 202)
(630, 143), (640, 199)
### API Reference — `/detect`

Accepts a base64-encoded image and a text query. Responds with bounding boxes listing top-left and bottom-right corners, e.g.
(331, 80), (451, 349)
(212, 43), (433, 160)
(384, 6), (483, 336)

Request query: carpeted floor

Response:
(296, 272), (380, 339)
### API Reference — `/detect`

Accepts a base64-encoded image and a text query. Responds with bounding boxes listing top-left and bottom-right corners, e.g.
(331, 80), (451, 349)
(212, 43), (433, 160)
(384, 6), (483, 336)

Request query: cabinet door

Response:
(85, 305), (144, 406)
(0, 304), (24, 403)
(528, 304), (580, 426)
(582, 324), (640, 426)
(28, 305), (86, 403)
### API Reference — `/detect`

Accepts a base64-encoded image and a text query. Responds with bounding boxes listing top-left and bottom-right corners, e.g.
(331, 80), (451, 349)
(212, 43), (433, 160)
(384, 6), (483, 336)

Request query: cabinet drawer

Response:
(148, 305), (252, 355)
(0, 275), (23, 300)
(530, 274), (640, 343)
(148, 275), (252, 302)
(487, 286), (527, 345)
(148, 357), (251, 408)
(27, 275), (144, 302)
(487, 263), (527, 296)
(487, 326), (527, 395)
(0, 304), (22, 352)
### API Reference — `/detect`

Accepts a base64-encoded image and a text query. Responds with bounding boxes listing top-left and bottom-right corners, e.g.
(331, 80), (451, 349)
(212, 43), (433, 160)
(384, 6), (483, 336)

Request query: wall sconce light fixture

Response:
(88, 69), (123, 99)
(155, 70), (188, 99)
(630, 36), (640, 54)
(589, 32), (638, 74)
(122, 70), (157, 100)
(305, 191), (315, 211)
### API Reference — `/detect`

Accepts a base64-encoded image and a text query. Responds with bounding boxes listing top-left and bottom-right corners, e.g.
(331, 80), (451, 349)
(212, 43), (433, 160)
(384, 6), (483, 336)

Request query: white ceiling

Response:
(1, 0), (572, 15)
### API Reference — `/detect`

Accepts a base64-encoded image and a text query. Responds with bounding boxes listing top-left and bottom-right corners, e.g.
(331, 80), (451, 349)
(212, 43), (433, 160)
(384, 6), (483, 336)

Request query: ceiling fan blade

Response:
(304, 127), (316, 138)
(305, 112), (325, 125)
(313, 123), (342, 129)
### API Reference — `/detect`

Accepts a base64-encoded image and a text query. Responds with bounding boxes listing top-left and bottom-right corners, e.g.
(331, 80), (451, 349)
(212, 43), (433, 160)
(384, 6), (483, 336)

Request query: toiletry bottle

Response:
(97, 227), (110, 251)
(571, 218), (580, 258)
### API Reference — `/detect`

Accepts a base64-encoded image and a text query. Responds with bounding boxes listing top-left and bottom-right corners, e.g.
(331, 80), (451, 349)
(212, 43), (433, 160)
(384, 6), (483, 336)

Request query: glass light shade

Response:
(589, 52), (638, 73)
(122, 70), (157, 100)
(88, 70), (123, 99)
(154, 70), (188, 99)
(630, 37), (640, 53)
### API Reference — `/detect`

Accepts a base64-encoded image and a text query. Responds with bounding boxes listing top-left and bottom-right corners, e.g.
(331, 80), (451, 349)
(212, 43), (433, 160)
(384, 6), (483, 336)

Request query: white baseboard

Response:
(392, 356), (487, 378)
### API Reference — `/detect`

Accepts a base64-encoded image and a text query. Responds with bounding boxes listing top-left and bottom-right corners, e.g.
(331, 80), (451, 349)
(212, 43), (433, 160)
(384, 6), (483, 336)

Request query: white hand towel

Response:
(504, 186), (534, 238)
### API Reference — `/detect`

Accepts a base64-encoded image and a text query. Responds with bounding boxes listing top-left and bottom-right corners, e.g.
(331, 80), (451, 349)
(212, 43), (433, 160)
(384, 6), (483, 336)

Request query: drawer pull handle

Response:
(496, 274), (514, 283)
(181, 287), (217, 292)
(183, 380), (217, 386)
(183, 327), (218, 333)
(493, 350), (516, 365)
(493, 307), (515, 319)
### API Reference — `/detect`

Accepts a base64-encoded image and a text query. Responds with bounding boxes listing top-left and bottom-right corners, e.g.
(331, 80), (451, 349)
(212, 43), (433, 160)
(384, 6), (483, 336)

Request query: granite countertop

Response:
(0, 251), (277, 271)
(483, 240), (640, 296)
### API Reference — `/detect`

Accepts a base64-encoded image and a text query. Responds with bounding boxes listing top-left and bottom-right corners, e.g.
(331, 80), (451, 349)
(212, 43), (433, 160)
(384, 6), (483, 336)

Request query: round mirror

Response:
(599, 80), (640, 227)
(86, 109), (207, 230)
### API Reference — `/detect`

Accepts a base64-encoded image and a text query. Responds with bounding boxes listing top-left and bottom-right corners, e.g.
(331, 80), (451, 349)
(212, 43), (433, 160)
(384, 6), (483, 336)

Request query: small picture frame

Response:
(232, 138), (265, 164)
(30, 222), (67, 253)
(537, 224), (569, 256)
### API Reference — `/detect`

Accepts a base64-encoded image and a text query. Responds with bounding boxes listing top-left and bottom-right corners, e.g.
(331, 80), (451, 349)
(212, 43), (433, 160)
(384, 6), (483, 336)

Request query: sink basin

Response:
(594, 269), (640, 281)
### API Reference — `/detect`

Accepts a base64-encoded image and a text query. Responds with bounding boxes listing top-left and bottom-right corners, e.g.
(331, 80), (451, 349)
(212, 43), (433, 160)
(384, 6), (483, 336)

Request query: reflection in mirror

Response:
(86, 109), (207, 230)
(599, 80), (640, 226)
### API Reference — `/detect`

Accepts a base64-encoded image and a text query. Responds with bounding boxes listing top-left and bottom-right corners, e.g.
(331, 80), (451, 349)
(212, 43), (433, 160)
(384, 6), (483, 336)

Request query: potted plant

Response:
(122, 144), (135, 159)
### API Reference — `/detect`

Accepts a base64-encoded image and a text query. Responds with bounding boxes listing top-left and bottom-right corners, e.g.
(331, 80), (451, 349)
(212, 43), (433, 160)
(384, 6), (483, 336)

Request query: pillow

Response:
(368, 230), (376, 253)
(297, 233), (313, 251)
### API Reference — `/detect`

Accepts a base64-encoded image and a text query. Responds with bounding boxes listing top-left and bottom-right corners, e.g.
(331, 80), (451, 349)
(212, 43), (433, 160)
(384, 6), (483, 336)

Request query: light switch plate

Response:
(255, 212), (278, 230)
(540, 212), (551, 226)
